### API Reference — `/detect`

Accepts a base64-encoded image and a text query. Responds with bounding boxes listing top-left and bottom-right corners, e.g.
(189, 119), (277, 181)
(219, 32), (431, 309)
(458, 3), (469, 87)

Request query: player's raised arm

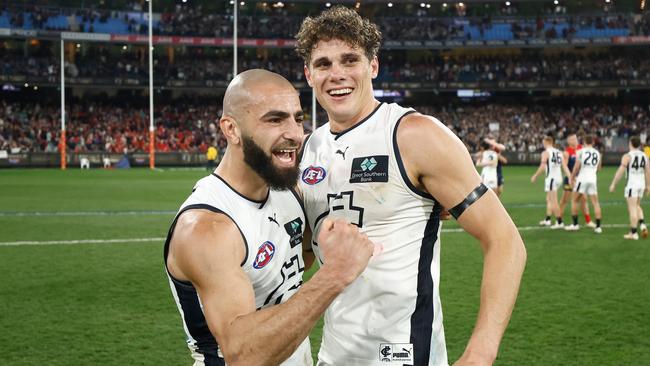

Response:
(396, 113), (526, 365)
(531, 150), (548, 183)
(167, 210), (372, 366)
(609, 154), (629, 192)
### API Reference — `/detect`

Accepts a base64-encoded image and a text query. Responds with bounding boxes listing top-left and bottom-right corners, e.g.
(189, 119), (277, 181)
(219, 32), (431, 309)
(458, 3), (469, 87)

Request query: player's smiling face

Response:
(305, 39), (378, 128)
(240, 86), (304, 189)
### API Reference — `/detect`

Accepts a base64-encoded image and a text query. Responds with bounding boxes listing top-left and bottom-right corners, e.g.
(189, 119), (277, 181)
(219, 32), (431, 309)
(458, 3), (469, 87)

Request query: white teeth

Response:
(329, 88), (352, 96)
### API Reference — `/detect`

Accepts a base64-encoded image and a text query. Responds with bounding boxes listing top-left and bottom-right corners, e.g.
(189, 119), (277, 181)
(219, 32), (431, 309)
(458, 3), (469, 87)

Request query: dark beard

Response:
(242, 135), (300, 191)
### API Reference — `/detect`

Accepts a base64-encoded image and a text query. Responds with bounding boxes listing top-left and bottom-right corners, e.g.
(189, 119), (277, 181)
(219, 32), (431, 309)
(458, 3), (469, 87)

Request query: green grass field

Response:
(1, 166), (649, 365)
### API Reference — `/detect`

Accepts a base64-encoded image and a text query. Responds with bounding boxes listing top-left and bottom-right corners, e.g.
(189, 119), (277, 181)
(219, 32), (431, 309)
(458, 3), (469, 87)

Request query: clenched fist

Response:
(317, 218), (375, 287)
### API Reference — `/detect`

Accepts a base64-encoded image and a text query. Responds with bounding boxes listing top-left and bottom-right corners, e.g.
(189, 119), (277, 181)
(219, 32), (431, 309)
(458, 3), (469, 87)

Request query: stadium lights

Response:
(325, 2), (331, 7)
(181, 0), (187, 3)
(122, 45), (127, 50)
(24, 83), (29, 87)
(554, 0), (559, 4)
(426, 3), (431, 7)
(387, 2), (393, 7)
(76, 43), (81, 48)
(33, 86), (38, 90)
(420, 2), (426, 7)
(605, 0), (611, 2)
(240, 1), (245, 5)
(442, 2), (448, 6)
(273, 1), (284, 8)
(505, 1), (511, 6)
(229, 0), (234, 4)
(641, 0), (646, 10)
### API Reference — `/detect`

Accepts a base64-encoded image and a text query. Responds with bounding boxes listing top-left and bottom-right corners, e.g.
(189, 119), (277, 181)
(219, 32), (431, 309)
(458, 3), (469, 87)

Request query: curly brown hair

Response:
(295, 6), (382, 65)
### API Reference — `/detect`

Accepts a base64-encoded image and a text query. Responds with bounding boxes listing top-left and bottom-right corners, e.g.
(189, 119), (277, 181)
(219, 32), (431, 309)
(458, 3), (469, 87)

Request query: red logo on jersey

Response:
(302, 166), (327, 185)
(253, 241), (275, 269)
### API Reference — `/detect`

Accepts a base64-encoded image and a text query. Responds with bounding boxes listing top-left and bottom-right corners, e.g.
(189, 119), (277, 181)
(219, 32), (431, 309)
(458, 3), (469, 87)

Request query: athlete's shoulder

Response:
(302, 122), (331, 149)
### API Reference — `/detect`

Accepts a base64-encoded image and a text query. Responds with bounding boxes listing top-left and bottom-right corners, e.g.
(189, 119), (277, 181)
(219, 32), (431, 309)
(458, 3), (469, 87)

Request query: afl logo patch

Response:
(302, 166), (327, 185)
(253, 241), (275, 269)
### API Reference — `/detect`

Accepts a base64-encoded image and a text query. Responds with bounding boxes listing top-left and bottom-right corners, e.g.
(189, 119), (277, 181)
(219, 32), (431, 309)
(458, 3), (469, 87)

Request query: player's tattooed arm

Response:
(397, 113), (527, 366)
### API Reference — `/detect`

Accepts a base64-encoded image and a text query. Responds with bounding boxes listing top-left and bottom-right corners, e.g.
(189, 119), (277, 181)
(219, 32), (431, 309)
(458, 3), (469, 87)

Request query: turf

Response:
(0, 166), (649, 365)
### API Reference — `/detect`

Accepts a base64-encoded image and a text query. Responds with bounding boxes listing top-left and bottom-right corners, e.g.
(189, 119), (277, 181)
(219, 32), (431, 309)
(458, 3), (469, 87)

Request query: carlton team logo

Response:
(302, 166), (327, 185)
(253, 241), (276, 269)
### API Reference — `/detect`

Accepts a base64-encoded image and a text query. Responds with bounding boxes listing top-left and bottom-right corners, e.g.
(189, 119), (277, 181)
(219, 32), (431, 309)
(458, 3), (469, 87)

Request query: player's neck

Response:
(215, 151), (269, 202)
(328, 99), (380, 133)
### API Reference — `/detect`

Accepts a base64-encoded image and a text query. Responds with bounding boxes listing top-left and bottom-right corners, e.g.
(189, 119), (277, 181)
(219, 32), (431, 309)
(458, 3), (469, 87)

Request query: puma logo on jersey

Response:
(335, 146), (349, 160)
(268, 213), (279, 226)
(379, 343), (414, 363)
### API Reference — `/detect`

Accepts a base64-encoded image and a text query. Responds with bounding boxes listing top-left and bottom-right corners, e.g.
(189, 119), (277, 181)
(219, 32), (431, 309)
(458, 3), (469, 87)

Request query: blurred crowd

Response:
(417, 102), (650, 153)
(3, 4), (649, 40)
(0, 100), (226, 155)
(3, 47), (649, 85)
(379, 53), (650, 83)
(2, 100), (648, 155)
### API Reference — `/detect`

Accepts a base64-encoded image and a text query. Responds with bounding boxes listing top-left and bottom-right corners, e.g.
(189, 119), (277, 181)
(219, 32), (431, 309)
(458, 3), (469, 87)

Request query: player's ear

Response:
(304, 64), (313, 88)
(370, 56), (379, 79)
(220, 116), (241, 145)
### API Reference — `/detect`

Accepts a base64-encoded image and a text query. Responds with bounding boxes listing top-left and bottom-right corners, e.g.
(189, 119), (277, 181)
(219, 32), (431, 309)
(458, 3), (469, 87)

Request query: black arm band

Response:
(448, 183), (489, 219)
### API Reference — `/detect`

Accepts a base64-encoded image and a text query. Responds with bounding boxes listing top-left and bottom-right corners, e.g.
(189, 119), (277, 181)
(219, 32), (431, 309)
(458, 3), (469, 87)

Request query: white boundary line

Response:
(0, 237), (166, 246)
(0, 224), (633, 247)
(0, 211), (175, 217)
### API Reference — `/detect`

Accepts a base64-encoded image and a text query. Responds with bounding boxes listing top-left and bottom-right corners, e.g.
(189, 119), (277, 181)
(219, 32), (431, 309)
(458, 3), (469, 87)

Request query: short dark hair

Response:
(295, 6), (382, 65)
(584, 135), (594, 145)
(630, 136), (641, 148)
(543, 136), (554, 144)
(481, 141), (492, 150)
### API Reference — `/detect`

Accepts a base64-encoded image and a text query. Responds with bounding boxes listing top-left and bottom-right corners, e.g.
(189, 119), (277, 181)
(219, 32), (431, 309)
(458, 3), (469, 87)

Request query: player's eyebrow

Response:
(311, 56), (331, 66)
(340, 52), (361, 61)
(261, 110), (291, 120)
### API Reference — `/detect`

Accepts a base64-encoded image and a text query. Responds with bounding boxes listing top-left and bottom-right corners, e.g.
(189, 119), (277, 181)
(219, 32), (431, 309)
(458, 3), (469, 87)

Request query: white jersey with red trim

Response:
(299, 102), (448, 366)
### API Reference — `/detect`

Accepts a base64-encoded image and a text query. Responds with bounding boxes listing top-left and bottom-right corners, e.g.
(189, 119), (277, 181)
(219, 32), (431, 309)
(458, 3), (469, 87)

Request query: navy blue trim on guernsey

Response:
(289, 187), (309, 227)
(298, 132), (312, 162)
(330, 102), (384, 140)
(171, 279), (225, 366)
(163, 204), (248, 366)
(392, 110), (434, 200)
(409, 204), (442, 366)
(164, 204), (249, 269)
(211, 173), (269, 209)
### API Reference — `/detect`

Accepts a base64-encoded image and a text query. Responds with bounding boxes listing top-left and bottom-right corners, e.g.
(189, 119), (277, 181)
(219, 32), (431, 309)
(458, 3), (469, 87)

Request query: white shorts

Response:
(544, 177), (561, 192)
(624, 185), (645, 198)
(482, 174), (498, 190)
(574, 180), (597, 195)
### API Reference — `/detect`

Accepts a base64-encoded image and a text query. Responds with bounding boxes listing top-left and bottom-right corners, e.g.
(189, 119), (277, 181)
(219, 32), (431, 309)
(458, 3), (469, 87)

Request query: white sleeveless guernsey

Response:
(164, 173), (312, 366)
(625, 149), (648, 197)
(299, 103), (448, 366)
